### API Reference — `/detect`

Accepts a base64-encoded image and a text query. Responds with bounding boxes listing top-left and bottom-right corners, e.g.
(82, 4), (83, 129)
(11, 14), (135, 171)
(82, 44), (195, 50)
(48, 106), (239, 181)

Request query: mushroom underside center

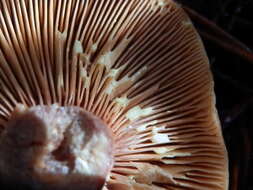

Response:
(0, 104), (113, 190)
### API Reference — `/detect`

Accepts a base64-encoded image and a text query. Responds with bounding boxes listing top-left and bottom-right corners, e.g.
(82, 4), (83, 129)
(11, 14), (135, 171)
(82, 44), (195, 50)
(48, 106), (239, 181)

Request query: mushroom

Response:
(0, 0), (228, 190)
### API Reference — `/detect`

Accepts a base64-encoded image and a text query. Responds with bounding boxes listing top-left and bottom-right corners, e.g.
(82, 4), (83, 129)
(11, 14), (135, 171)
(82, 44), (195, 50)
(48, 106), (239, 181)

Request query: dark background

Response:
(177, 0), (253, 190)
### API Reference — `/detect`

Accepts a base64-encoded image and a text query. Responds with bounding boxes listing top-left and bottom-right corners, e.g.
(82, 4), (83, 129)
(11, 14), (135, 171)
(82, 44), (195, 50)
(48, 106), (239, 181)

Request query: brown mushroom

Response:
(0, 0), (228, 190)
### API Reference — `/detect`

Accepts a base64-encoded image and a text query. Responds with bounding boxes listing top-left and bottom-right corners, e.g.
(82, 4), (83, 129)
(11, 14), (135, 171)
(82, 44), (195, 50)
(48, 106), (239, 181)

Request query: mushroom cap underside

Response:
(0, 0), (228, 190)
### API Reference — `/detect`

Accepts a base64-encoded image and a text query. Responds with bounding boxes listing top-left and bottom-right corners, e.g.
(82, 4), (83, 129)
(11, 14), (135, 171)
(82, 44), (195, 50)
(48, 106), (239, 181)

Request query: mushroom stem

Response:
(0, 104), (114, 190)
